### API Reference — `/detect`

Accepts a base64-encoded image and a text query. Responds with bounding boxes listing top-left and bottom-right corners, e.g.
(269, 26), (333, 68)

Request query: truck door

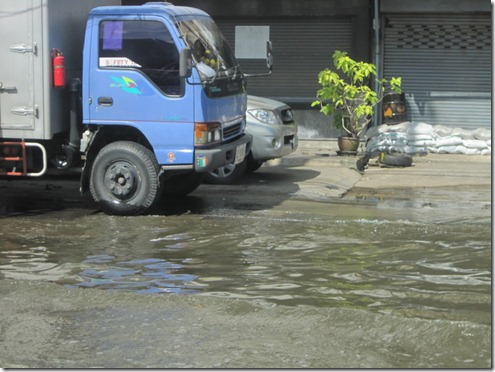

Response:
(0, 0), (40, 136)
(86, 18), (195, 166)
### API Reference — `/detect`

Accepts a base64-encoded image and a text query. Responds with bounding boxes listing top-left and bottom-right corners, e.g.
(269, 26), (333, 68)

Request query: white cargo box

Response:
(0, 0), (120, 140)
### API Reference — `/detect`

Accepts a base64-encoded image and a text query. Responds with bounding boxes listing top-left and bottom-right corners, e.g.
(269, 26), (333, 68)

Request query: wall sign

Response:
(235, 26), (270, 59)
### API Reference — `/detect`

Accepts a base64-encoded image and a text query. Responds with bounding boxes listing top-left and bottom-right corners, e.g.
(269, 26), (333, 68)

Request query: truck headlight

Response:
(195, 122), (222, 145)
(248, 109), (281, 125)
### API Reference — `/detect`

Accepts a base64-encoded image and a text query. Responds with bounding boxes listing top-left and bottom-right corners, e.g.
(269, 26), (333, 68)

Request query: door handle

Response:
(0, 82), (16, 92)
(98, 97), (113, 106)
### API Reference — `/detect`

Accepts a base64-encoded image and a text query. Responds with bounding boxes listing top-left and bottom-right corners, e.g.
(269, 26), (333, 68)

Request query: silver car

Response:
(204, 95), (298, 184)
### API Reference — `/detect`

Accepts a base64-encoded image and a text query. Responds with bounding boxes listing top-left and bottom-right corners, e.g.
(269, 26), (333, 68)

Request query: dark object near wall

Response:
(382, 93), (406, 124)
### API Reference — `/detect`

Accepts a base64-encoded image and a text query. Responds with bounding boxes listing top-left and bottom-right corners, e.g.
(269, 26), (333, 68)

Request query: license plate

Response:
(234, 143), (246, 165)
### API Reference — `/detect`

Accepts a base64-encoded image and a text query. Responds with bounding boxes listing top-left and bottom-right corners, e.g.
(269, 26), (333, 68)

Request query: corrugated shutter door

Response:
(217, 17), (353, 102)
(383, 14), (491, 129)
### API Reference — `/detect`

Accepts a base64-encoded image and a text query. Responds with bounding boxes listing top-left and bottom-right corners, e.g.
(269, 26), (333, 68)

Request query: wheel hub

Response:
(105, 162), (139, 200)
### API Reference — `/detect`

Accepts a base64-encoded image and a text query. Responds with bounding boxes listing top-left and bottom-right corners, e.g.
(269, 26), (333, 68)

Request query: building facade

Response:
(124, 0), (491, 137)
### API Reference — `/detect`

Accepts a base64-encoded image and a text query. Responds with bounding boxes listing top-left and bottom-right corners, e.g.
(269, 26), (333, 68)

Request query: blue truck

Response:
(0, 0), (263, 215)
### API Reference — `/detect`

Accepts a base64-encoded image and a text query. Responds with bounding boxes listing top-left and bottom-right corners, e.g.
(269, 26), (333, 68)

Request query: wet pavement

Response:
(0, 140), (491, 368)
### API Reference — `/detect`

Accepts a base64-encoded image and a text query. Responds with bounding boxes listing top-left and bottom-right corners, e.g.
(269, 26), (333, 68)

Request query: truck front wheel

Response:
(90, 141), (162, 215)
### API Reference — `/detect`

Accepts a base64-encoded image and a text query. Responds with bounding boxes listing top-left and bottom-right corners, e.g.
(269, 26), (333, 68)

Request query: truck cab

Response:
(80, 2), (252, 214)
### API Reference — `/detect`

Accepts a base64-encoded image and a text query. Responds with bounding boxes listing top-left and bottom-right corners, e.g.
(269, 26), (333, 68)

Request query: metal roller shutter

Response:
(383, 14), (491, 129)
(217, 17), (353, 103)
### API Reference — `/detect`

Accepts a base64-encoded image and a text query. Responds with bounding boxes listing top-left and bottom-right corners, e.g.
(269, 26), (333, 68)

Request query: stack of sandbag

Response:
(365, 122), (491, 155)
(429, 126), (491, 155)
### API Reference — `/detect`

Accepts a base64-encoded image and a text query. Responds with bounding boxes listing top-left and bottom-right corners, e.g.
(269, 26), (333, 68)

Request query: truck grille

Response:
(223, 121), (243, 140)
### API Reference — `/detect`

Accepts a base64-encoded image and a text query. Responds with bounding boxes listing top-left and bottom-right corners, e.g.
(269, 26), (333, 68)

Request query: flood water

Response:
(0, 195), (491, 368)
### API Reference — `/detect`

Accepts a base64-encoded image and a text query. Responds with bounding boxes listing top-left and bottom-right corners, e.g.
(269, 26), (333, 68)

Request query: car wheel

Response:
(203, 158), (247, 184)
(245, 157), (264, 173)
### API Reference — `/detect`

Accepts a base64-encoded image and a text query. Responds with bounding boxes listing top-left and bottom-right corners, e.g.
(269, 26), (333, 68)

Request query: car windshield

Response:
(175, 16), (240, 81)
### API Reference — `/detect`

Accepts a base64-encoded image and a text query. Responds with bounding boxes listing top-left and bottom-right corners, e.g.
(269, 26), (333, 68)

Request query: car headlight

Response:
(248, 109), (282, 125)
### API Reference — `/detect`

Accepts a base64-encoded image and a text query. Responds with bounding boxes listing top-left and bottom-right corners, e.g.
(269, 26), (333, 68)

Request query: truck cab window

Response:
(99, 20), (180, 96)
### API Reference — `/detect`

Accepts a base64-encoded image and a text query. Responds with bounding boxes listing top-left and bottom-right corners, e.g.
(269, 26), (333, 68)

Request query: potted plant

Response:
(312, 50), (402, 153)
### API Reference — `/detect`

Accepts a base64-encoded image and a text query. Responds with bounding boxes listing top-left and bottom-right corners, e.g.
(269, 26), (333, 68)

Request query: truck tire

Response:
(378, 153), (413, 167)
(203, 158), (247, 185)
(90, 141), (162, 215)
(162, 172), (203, 196)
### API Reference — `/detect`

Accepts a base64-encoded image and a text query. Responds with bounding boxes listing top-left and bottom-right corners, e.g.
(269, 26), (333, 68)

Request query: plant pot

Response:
(337, 136), (359, 155)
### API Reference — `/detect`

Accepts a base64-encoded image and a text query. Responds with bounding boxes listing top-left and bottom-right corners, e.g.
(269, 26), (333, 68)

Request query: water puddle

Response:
(0, 206), (490, 327)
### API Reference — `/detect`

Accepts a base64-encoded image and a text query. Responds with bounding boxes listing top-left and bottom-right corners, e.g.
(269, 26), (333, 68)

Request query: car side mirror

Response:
(180, 47), (192, 78)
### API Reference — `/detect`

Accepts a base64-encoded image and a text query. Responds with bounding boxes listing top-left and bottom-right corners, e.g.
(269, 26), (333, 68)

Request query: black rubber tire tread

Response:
(245, 158), (264, 173)
(162, 172), (203, 196)
(378, 153), (413, 167)
(203, 158), (247, 185)
(89, 141), (161, 216)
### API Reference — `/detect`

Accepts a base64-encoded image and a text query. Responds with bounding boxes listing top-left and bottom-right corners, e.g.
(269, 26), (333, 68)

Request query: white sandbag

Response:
(407, 122), (434, 135)
(481, 148), (491, 155)
(459, 147), (482, 155)
(437, 146), (458, 154)
(365, 138), (386, 152)
(409, 139), (436, 147)
(370, 132), (408, 146)
(433, 125), (453, 137)
(366, 143), (389, 153)
(386, 144), (427, 154)
(463, 139), (489, 149)
(450, 128), (474, 140)
(387, 145), (406, 153)
(408, 134), (437, 141)
(472, 128), (491, 141)
(434, 136), (463, 147)
(405, 145), (428, 155)
(387, 121), (410, 133)
(365, 124), (390, 138)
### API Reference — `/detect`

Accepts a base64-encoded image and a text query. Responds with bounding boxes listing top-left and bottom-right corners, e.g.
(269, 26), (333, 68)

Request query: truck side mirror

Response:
(180, 47), (192, 78)
(266, 41), (273, 72)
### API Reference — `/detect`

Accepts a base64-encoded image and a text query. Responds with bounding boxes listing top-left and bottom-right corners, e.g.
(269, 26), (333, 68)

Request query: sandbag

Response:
(432, 125), (453, 137)
(365, 121), (491, 155)
(481, 148), (491, 155)
(463, 139), (489, 149)
(387, 121), (410, 133)
(472, 128), (491, 141)
(408, 134), (437, 141)
(409, 139), (436, 147)
(434, 136), (463, 147)
(450, 128), (474, 140)
(407, 122), (433, 135)
(457, 146), (482, 155)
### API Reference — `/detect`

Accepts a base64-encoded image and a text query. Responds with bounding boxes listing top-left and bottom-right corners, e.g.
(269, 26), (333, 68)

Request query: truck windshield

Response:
(176, 16), (240, 82)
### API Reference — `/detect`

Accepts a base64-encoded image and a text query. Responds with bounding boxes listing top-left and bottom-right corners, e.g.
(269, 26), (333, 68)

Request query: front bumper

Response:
(248, 123), (298, 162)
(194, 134), (253, 173)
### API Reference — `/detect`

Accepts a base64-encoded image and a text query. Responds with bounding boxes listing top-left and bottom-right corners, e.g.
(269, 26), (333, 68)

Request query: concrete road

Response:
(0, 139), (490, 216)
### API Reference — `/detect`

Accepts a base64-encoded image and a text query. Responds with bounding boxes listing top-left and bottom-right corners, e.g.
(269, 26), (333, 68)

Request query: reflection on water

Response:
(0, 208), (490, 326)
(74, 255), (199, 294)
